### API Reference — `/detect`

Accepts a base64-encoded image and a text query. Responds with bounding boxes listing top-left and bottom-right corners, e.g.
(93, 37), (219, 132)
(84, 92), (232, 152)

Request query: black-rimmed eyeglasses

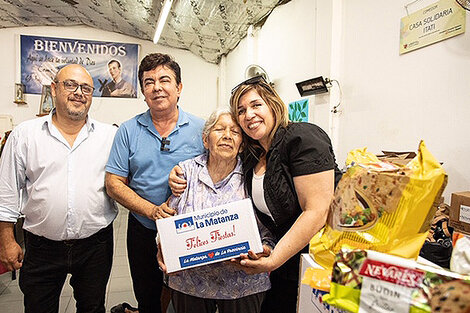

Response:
(230, 75), (268, 94)
(55, 80), (95, 95)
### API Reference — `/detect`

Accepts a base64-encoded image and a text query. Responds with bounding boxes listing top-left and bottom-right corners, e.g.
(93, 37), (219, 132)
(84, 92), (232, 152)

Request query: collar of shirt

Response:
(137, 107), (189, 139)
(268, 124), (287, 153)
(44, 108), (95, 130)
(43, 109), (95, 150)
(194, 153), (243, 191)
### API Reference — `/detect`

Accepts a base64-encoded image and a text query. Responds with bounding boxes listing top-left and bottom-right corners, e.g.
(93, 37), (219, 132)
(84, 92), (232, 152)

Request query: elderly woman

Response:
(157, 108), (272, 313)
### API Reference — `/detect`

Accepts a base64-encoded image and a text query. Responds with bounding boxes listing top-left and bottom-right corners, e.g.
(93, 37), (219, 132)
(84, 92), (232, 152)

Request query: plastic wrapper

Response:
(301, 267), (331, 292)
(450, 235), (470, 275)
(310, 141), (447, 269)
(323, 249), (470, 313)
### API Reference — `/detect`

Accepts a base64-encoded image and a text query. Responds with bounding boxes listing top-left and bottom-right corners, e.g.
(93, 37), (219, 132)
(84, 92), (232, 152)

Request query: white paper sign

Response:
(459, 204), (470, 223)
(357, 255), (425, 313)
(359, 277), (413, 313)
(156, 198), (263, 273)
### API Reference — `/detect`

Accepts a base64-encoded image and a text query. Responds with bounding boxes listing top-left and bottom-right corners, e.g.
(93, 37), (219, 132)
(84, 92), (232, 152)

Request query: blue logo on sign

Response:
(174, 217), (195, 234)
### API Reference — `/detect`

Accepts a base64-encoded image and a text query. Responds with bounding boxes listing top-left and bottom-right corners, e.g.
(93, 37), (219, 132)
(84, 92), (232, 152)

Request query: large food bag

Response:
(310, 141), (447, 269)
(322, 249), (470, 313)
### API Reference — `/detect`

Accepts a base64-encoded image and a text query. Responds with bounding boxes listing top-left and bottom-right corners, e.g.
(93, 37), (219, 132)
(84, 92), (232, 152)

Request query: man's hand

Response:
(0, 222), (23, 271)
(168, 166), (186, 197)
(0, 241), (23, 271)
(156, 242), (168, 274)
(152, 201), (176, 220)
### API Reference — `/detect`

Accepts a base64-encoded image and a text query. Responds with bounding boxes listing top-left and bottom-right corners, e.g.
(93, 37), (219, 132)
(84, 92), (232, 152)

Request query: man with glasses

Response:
(0, 64), (117, 313)
(105, 53), (204, 313)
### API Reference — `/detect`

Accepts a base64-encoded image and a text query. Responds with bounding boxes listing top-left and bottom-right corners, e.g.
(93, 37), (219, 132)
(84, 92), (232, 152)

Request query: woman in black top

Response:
(228, 76), (342, 313)
(169, 76), (341, 313)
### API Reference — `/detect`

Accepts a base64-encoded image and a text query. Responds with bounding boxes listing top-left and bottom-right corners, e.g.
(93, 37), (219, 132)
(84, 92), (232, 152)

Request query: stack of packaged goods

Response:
(302, 141), (457, 313)
(322, 249), (470, 313)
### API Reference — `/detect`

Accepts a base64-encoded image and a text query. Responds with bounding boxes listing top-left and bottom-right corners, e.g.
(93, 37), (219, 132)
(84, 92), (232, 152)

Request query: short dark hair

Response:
(108, 59), (121, 69)
(138, 53), (181, 90)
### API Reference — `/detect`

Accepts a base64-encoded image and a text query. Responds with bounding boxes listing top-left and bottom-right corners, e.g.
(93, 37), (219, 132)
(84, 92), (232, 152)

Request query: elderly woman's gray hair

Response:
(202, 108), (234, 138)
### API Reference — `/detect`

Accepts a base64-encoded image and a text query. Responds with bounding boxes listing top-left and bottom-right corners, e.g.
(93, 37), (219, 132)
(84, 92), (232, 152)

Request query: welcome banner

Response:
(20, 35), (139, 98)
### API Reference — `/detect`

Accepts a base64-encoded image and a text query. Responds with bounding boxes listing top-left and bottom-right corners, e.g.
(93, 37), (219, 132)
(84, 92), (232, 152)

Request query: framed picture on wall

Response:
(14, 83), (26, 104)
(38, 85), (54, 116)
(20, 35), (139, 98)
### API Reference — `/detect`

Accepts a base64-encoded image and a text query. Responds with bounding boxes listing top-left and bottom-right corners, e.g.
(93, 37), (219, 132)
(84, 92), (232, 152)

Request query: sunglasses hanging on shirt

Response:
(160, 137), (170, 152)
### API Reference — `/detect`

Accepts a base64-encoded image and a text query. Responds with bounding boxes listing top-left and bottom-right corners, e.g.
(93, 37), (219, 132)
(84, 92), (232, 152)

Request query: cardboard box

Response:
(449, 191), (470, 235)
(376, 150), (416, 166)
(156, 198), (263, 273)
(297, 254), (347, 313)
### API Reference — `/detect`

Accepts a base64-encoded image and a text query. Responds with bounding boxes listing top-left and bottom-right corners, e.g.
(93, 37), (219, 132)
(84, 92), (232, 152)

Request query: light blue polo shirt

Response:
(106, 107), (205, 230)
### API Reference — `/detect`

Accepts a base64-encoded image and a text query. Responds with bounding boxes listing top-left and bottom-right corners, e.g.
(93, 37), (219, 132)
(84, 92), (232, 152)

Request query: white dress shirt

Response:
(0, 112), (118, 240)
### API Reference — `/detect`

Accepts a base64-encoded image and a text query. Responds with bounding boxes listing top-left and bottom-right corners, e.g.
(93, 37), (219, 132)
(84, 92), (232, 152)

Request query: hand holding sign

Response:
(156, 199), (263, 273)
(229, 245), (272, 275)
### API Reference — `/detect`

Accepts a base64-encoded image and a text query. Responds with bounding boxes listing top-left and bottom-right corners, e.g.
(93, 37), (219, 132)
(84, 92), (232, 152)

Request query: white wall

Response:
(337, 0), (470, 200)
(0, 25), (218, 126)
(3, 2), (468, 200)
(225, 0), (333, 131)
(224, 0), (470, 200)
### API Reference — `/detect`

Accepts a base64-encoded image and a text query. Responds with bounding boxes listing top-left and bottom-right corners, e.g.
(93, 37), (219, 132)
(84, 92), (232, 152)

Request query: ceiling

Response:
(0, 0), (291, 64)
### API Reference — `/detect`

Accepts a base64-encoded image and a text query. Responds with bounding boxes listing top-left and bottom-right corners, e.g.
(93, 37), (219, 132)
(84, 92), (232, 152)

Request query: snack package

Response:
(310, 141), (447, 269)
(323, 249), (470, 313)
(450, 235), (470, 275)
(302, 267), (332, 292)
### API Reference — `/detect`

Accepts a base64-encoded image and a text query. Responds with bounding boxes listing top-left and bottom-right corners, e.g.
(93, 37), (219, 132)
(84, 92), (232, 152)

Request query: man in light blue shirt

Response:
(0, 64), (117, 313)
(105, 53), (204, 313)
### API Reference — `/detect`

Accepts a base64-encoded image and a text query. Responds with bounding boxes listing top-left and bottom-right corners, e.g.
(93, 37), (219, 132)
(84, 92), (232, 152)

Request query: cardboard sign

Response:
(399, 0), (466, 55)
(449, 191), (470, 235)
(156, 198), (263, 273)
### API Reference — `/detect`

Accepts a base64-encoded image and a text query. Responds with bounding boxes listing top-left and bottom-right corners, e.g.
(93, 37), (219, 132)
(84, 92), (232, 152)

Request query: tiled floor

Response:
(0, 206), (138, 312)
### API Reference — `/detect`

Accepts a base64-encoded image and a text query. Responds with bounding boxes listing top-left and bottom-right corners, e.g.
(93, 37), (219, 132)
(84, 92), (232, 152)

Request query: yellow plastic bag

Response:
(310, 141), (447, 269)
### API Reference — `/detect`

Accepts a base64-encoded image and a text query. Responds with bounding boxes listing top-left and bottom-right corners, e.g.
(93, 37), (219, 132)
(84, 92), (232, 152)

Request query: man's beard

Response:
(65, 98), (88, 121)
(66, 108), (87, 121)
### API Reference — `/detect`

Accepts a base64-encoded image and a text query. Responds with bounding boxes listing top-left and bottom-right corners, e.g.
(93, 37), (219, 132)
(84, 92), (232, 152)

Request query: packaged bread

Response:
(322, 249), (470, 313)
(310, 141), (447, 269)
